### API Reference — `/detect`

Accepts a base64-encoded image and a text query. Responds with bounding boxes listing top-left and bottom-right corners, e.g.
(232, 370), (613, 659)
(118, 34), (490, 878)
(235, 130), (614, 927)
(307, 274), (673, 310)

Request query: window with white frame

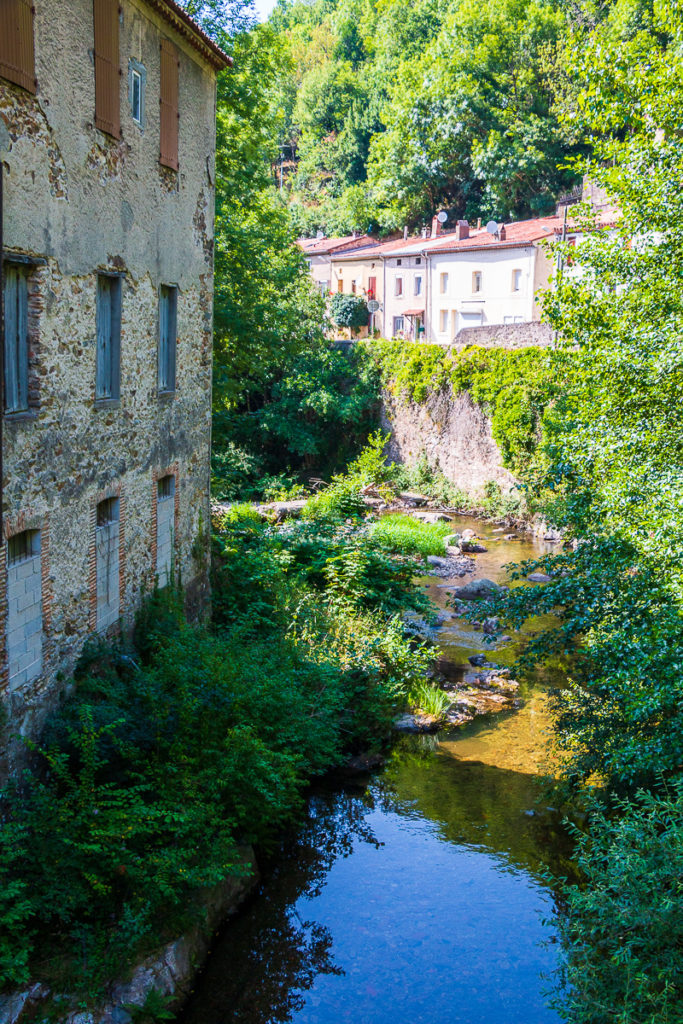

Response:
(395, 276), (403, 297)
(439, 310), (449, 333)
(440, 272), (448, 294)
(512, 269), (522, 292)
(128, 59), (146, 127)
(393, 316), (404, 335)
(414, 275), (422, 296)
(472, 271), (483, 293)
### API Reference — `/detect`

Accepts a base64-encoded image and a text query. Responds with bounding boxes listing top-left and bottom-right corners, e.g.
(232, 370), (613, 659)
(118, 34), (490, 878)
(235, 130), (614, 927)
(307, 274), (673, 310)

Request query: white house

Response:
(297, 234), (378, 296)
(426, 217), (564, 343)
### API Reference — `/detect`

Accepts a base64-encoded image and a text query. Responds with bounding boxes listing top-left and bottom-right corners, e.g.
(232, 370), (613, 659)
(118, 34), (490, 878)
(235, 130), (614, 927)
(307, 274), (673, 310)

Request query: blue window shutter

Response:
(158, 285), (177, 392)
(4, 267), (19, 411)
(168, 287), (177, 391)
(158, 286), (168, 391)
(96, 276), (111, 398)
(3, 265), (29, 412)
(16, 269), (28, 409)
(111, 277), (121, 399)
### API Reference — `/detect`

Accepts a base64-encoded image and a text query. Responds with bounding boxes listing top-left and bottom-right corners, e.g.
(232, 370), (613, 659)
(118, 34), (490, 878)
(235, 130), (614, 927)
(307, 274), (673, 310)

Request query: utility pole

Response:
(553, 204), (568, 351)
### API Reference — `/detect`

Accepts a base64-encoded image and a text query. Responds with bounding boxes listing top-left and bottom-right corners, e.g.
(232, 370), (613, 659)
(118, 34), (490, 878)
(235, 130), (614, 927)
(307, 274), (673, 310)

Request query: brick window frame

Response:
(88, 484), (126, 634)
(3, 254), (46, 418)
(150, 464), (179, 587)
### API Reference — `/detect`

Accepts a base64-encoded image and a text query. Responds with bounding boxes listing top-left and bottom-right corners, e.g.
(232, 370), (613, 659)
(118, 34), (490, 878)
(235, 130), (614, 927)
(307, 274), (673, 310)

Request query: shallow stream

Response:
(179, 517), (570, 1024)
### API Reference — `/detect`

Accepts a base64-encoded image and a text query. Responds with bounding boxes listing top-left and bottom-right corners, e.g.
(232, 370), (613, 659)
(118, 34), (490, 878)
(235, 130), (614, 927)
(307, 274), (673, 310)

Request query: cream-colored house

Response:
(297, 235), (378, 297)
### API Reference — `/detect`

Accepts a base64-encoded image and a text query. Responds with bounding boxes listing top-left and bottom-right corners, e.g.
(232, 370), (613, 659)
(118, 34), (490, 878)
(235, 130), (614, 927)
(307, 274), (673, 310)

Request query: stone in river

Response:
(527, 572), (552, 583)
(468, 653), (488, 666)
(454, 578), (505, 600)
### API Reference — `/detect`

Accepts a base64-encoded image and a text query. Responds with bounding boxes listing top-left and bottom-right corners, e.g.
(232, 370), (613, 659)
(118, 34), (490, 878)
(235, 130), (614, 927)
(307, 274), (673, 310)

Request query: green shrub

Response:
(329, 293), (369, 331)
(408, 681), (451, 719)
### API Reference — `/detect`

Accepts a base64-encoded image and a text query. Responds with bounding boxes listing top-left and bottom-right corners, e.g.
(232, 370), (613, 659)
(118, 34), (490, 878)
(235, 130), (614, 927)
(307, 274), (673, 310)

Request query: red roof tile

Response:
(297, 234), (379, 256)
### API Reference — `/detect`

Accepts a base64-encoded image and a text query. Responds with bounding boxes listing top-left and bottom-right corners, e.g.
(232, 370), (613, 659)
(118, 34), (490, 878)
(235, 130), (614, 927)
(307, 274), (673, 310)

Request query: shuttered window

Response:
(0, 0), (36, 94)
(93, 0), (120, 138)
(158, 285), (177, 393)
(96, 275), (122, 401)
(3, 264), (29, 413)
(159, 38), (179, 170)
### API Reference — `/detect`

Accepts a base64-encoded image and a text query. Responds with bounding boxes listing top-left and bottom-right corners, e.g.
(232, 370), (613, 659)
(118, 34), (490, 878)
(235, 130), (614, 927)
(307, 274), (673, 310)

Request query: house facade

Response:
(426, 219), (562, 343)
(298, 234), (378, 297)
(0, 0), (229, 764)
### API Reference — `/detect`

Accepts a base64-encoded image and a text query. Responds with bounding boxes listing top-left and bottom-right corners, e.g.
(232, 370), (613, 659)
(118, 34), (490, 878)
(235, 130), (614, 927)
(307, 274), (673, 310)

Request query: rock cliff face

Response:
(382, 386), (517, 497)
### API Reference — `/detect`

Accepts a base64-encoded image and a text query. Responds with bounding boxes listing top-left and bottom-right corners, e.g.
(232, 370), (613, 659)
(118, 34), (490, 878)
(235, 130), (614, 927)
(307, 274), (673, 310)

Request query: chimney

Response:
(431, 214), (444, 238)
(455, 219), (469, 240)
(422, 226), (428, 238)
(499, 224), (506, 240)
(477, 218), (481, 230)
(403, 226), (408, 240)
(352, 231), (358, 239)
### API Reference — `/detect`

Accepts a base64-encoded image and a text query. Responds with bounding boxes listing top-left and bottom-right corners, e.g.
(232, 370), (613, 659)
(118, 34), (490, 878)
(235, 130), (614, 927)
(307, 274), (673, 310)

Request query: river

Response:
(179, 516), (571, 1024)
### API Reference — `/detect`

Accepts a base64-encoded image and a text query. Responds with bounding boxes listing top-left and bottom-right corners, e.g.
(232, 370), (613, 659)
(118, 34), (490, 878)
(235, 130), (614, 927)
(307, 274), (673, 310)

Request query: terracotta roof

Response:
(144, 0), (232, 70)
(331, 235), (428, 260)
(403, 308), (425, 316)
(429, 217), (566, 254)
(297, 235), (379, 256)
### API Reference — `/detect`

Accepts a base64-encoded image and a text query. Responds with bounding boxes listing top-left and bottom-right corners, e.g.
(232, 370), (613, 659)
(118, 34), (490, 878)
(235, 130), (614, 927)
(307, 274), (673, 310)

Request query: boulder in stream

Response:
(527, 572), (552, 583)
(453, 578), (505, 600)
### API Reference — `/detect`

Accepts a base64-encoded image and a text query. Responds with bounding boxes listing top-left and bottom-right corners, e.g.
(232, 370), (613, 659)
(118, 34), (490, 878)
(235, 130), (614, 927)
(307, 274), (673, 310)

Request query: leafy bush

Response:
(556, 784), (683, 1024)
(329, 293), (369, 331)
(370, 514), (452, 559)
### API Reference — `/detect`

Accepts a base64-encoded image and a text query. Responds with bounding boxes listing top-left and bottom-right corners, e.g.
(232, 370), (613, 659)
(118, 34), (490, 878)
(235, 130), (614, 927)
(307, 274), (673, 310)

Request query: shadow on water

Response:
(179, 518), (571, 1024)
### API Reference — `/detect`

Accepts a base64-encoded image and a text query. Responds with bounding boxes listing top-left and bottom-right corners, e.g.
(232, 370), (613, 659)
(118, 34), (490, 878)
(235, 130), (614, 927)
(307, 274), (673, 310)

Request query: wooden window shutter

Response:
(159, 39), (179, 170)
(93, 0), (120, 138)
(0, 0), (36, 94)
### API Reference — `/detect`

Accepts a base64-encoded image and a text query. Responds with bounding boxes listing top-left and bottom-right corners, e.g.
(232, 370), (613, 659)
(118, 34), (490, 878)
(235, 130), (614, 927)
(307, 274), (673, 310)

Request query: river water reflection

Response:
(179, 517), (569, 1024)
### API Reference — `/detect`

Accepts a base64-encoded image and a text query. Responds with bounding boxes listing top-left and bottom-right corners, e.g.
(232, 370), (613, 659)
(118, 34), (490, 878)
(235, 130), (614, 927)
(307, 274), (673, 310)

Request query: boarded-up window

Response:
(3, 264), (29, 413)
(158, 285), (177, 392)
(0, 0), (36, 94)
(159, 38), (179, 170)
(156, 475), (176, 587)
(96, 275), (122, 401)
(6, 529), (42, 690)
(96, 498), (120, 631)
(93, 0), (120, 138)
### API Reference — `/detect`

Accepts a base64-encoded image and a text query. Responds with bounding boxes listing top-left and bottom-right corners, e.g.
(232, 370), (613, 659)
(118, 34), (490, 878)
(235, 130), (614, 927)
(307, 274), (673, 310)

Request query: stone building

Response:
(0, 0), (230, 766)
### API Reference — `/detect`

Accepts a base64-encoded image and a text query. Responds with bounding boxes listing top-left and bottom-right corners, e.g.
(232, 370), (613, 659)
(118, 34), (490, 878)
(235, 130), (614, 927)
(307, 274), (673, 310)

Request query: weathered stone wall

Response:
(452, 321), (553, 349)
(0, 0), (218, 766)
(382, 387), (517, 497)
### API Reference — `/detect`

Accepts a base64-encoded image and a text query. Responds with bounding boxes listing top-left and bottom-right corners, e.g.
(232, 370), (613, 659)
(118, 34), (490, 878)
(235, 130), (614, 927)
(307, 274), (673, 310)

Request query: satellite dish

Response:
(486, 220), (499, 235)
(316, 230), (325, 239)
(437, 211), (448, 224)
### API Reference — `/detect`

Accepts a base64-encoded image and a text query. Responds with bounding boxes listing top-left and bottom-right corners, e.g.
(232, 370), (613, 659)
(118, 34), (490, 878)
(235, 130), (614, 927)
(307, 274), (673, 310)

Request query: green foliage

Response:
(365, 340), (556, 478)
(556, 783), (683, 1023)
(267, 0), (580, 233)
(408, 681), (451, 720)
(329, 293), (369, 331)
(370, 514), (452, 559)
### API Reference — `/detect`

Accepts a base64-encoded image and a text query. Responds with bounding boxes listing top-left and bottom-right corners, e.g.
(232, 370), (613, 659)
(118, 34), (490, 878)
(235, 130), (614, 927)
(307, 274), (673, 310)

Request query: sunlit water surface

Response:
(179, 517), (570, 1024)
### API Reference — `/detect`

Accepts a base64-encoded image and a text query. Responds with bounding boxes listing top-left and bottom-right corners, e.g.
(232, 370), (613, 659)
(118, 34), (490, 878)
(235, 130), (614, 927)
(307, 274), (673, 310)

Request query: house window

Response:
(368, 275), (376, 299)
(512, 269), (522, 292)
(397, 259), (402, 266)
(439, 310), (449, 334)
(440, 272), (448, 294)
(156, 475), (176, 588)
(395, 277), (403, 297)
(3, 264), (29, 413)
(0, 0), (36, 93)
(6, 529), (42, 691)
(415, 257), (422, 265)
(158, 285), (177, 393)
(128, 60), (146, 127)
(96, 275), (122, 401)
(351, 280), (357, 294)
(160, 37), (179, 170)
(414, 276), (423, 296)
(337, 278), (344, 293)
(472, 271), (483, 293)
(318, 281), (329, 296)
(93, 0), (121, 137)
(393, 316), (404, 335)
(96, 497), (120, 632)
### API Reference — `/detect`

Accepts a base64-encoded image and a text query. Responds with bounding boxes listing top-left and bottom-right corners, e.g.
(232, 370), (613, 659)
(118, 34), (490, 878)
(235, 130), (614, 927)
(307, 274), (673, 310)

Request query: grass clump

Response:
(408, 681), (451, 719)
(370, 514), (453, 559)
